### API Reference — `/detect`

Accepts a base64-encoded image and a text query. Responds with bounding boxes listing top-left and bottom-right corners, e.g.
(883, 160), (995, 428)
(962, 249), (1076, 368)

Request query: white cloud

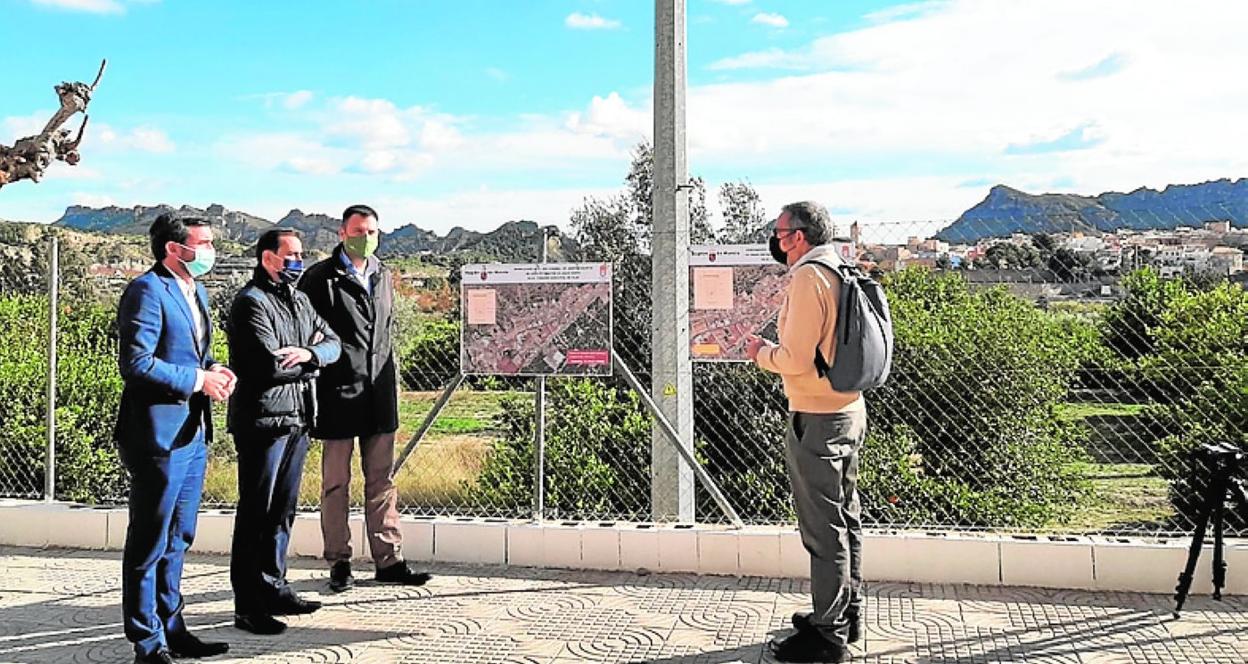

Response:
(70, 192), (117, 207)
(419, 120), (464, 151)
(215, 132), (348, 176)
(219, 91), (639, 184)
(1, 112), (49, 143)
(4, 116), (173, 154)
(31, 0), (124, 14)
(283, 90), (314, 109)
(326, 97), (413, 149)
(751, 12), (789, 28)
(564, 92), (649, 142)
(372, 186), (623, 234)
(212, 0), (1248, 227)
(127, 127), (175, 153)
(565, 12), (621, 30)
(485, 67), (508, 82)
(283, 156), (338, 176)
(687, 0), (1248, 219)
(92, 124), (175, 153)
(357, 151), (397, 174)
(863, 1), (944, 24)
(708, 48), (808, 71)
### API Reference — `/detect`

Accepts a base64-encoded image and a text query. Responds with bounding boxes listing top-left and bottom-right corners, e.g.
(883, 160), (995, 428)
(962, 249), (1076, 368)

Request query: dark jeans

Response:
(785, 409), (868, 646)
(121, 436), (208, 657)
(230, 428), (310, 614)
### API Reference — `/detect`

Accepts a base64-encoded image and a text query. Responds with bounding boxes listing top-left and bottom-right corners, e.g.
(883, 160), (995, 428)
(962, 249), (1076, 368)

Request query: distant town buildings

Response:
(856, 219), (1246, 281)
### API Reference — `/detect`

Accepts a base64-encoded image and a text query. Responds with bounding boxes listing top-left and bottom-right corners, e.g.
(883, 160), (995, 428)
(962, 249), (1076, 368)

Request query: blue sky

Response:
(2, 0), (1246, 234)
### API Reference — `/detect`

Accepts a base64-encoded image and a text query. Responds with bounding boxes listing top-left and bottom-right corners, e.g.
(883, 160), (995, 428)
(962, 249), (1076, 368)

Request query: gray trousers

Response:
(785, 409), (867, 645)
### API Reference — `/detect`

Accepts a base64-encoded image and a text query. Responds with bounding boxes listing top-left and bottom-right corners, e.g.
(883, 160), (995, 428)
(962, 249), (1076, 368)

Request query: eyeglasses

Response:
(773, 227), (804, 238)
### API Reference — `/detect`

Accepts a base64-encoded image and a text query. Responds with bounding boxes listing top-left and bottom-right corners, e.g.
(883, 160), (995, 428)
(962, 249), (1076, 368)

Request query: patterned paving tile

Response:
(0, 546), (1246, 663)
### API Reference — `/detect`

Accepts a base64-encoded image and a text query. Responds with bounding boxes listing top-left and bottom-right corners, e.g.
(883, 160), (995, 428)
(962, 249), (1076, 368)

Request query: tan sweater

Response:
(755, 245), (865, 414)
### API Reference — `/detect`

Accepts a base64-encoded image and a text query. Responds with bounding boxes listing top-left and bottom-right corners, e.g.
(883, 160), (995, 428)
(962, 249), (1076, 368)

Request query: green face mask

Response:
(174, 244), (216, 278)
(343, 234), (378, 259)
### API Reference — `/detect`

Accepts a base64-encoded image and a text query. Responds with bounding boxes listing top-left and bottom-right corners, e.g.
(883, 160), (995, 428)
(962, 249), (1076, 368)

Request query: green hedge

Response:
(395, 302), (460, 391)
(0, 296), (127, 503)
(471, 378), (650, 519)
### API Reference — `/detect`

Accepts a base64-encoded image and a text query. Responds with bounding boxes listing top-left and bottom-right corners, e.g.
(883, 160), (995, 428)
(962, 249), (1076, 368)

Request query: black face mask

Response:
(769, 235), (788, 265)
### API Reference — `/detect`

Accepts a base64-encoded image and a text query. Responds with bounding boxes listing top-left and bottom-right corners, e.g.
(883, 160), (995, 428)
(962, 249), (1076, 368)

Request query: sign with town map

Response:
(688, 245), (789, 362)
(688, 242), (856, 362)
(460, 262), (613, 376)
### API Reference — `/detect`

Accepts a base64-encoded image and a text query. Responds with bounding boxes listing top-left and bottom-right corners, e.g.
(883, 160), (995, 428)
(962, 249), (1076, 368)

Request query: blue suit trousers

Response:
(121, 436), (207, 657)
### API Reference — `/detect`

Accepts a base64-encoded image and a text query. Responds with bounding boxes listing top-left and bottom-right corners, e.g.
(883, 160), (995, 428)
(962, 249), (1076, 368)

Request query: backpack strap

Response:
(803, 258), (847, 379)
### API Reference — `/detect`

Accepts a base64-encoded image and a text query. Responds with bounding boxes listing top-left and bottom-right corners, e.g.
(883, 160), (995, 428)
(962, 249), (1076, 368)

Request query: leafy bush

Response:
(853, 269), (1092, 528)
(394, 294), (460, 390)
(1137, 280), (1248, 530)
(471, 378), (650, 520)
(693, 363), (790, 523)
(0, 296), (127, 503)
(1095, 267), (1245, 402)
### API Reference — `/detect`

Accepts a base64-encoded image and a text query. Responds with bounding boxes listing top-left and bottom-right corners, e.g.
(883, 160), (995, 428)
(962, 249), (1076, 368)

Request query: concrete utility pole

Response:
(651, 0), (694, 522)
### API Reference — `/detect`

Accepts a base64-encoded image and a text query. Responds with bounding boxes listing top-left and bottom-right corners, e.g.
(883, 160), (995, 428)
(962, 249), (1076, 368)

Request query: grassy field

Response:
(1054, 402), (1147, 421)
(1049, 401), (1175, 534)
(203, 389), (516, 509)
(1055, 462), (1174, 533)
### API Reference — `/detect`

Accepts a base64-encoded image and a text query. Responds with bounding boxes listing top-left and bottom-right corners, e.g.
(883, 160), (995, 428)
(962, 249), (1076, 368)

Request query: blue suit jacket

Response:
(114, 263), (217, 457)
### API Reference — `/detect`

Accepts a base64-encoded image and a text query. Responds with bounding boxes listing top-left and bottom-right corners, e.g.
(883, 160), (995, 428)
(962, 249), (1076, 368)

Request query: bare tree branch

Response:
(0, 61), (105, 191)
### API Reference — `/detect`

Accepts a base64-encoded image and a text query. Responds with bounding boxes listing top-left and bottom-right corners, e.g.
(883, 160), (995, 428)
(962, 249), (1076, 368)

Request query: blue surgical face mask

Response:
(278, 257), (304, 284)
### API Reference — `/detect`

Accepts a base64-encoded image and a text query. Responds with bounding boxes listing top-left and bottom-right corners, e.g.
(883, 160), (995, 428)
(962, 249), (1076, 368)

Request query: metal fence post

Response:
(45, 235), (58, 503)
(533, 230), (550, 521)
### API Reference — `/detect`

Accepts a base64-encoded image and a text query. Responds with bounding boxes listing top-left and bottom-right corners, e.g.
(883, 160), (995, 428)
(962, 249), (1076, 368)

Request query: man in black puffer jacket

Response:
(226, 228), (340, 636)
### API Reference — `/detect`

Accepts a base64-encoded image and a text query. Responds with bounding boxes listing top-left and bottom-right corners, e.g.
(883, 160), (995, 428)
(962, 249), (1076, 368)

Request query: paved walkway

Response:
(0, 547), (1244, 663)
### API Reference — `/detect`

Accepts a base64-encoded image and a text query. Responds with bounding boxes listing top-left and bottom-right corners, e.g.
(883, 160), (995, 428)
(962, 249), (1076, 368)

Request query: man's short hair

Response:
(255, 228), (299, 260)
(149, 214), (211, 261)
(782, 201), (833, 246)
(342, 204), (379, 226)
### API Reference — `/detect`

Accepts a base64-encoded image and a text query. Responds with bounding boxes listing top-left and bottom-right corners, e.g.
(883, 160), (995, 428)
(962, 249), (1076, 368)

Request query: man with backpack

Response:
(747, 201), (888, 663)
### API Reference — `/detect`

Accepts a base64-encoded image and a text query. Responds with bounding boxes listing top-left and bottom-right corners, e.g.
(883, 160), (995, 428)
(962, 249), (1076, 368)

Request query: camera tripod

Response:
(1173, 442), (1248, 618)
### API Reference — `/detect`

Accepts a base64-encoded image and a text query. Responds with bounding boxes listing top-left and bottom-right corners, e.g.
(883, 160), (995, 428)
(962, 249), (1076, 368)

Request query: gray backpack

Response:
(808, 257), (894, 392)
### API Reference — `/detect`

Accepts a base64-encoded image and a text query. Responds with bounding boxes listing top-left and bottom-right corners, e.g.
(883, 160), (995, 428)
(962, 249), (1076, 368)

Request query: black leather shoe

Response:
(134, 649), (176, 664)
(268, 594), (322, 616)
(233, 613), (287, 636)
(375, 561), (431, 586)
(167, 630), (230, 658)
(792, 611), (861, 643)
(769, 629), (848, 663)
(329, 561), (354, 592)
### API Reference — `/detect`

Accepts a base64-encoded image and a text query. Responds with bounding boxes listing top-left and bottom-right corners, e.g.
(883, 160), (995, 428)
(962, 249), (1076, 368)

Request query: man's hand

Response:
(201, 370), (233, 402)
(745, 335), (770, 362)
(274, 346), (313, 369)
(210, 365), (237, 397)
(211, 364), (236, 386)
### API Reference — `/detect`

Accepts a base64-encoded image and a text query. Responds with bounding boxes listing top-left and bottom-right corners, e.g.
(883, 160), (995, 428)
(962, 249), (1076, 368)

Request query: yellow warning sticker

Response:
(662, 383), (677, 397)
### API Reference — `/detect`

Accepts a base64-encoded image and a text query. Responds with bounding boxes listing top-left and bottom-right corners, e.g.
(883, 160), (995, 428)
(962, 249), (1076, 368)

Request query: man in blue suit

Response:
(115, 214), (234, 664)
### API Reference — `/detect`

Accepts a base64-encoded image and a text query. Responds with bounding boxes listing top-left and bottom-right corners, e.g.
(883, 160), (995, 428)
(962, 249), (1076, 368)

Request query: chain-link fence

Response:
(0, 265), (51, 500)
(385, 211), (1247, 537)
(2, 210), (1245, 538)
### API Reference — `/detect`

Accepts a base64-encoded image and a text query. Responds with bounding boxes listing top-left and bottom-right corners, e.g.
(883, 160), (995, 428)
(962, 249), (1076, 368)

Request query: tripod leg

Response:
(1208, 462), (1233, 602)
(1173, 470), (1222, 617)
(1211, 497), (1226, 602)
